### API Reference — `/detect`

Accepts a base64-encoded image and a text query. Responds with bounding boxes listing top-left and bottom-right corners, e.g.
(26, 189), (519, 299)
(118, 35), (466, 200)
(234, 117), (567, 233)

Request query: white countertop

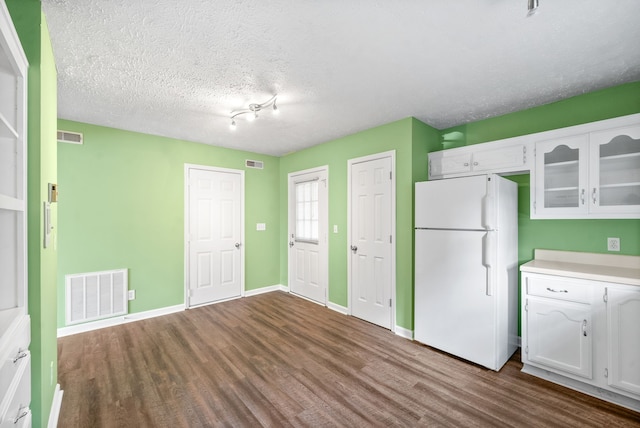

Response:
(520, 249), (640, 287)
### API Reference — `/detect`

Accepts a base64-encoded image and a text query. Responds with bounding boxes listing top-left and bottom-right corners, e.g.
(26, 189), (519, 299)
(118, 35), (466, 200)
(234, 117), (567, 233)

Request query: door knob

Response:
(350, 245), (358, 252)
(235, 242), (241, 249)
(289, 241), (294, 248)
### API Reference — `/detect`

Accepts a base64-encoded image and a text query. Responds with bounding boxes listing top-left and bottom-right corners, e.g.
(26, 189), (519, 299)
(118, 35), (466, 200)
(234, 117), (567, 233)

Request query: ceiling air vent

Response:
(57, 130), (83, 145)
(245, 159), (264, 169)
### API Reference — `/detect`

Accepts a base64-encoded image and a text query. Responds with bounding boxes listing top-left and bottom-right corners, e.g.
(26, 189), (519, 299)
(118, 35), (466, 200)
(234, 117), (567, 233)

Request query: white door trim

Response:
(287, 165), (329, 305)
(347, 150), (396, 331)
(184, 163), (245, 309)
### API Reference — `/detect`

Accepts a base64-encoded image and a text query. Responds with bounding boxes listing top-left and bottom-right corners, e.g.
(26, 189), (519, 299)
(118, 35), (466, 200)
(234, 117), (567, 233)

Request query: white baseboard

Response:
(244, 284), (288, 297)
(394, 325), (413, 340)
(47, 383), (63, 428)
(57, 304), (185, 337)
(327, 301), (348, 315)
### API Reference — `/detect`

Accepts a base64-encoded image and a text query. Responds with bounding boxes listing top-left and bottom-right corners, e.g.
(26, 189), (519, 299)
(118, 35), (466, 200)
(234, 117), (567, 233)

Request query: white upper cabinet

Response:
(428, 136), (530, 180)
(534, 135), (590, 217)
(589, 125), (640, 215)
(531, 114), (640, 219)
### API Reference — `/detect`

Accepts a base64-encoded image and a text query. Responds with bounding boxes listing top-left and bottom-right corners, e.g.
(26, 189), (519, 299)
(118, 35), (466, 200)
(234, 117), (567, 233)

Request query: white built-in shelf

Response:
(545, 159), (580, 168)
(0, 194), (24, 211)
(545, 186), (579, 192)
(0, 113), (18, 139)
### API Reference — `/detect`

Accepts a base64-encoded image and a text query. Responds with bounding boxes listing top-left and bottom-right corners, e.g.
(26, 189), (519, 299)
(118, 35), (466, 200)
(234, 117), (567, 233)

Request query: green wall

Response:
(56, 120), (280, 326)
(279, 118), (440, 330)
(440, 81), (640, 262)
(6, 2), (59, 427)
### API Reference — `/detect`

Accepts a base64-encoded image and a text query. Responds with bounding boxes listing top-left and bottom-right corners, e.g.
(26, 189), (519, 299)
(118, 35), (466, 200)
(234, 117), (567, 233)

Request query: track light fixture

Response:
(527, 0), (539, 17)
(230, 95), (278, 129)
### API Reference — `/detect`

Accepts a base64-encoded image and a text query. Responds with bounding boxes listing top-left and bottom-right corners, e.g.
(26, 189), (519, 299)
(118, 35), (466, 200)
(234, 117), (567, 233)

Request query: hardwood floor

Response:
(58, 291), (640, 427)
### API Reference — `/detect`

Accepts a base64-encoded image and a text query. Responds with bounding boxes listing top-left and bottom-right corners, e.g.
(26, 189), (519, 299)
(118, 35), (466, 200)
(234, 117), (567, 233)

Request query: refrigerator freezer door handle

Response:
(482, 232), (494, 296)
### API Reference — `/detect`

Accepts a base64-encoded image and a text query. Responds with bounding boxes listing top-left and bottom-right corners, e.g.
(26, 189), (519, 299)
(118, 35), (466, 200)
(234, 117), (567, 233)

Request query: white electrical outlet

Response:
(333, 225), (338, 233)
(256, 223), (266, 231)
(128, 290), (136, 300)
(607, 237), (620, 252)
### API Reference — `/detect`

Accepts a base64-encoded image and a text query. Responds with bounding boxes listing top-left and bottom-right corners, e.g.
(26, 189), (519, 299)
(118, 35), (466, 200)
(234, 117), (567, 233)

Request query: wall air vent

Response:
(65, 269), (128, 325)
(57, 130), (83, 144)
(245, 159), (264, 169)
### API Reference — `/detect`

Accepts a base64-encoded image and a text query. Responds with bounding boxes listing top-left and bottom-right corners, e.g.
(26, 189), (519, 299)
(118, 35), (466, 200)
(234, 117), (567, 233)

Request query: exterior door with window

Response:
(288, 167), (328, 304)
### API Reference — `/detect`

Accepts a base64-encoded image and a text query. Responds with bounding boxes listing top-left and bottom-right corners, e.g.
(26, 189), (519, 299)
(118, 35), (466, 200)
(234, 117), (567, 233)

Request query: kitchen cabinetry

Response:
(428, 137), (530, 179)
(524, 275), (593, 379)
(531, 118), (640, 219)
(0, 1), (31, 426)
(521, 250), (640, 412)
(607, 287), (640, 396)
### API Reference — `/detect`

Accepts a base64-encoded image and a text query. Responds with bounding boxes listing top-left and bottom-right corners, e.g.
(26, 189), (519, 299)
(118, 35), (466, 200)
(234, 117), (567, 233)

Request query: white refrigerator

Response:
(414, 174), (518, 371)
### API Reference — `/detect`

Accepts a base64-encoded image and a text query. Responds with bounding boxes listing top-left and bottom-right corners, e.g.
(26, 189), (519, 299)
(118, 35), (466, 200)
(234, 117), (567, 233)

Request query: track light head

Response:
(229, 95), (278, 129)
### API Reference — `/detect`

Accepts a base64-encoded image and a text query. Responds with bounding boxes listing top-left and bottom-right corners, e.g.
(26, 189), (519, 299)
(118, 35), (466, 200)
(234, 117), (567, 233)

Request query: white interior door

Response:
(348, 152), (395, 330)
(288, 167), (328, 304)
(186, 166), (243, 307)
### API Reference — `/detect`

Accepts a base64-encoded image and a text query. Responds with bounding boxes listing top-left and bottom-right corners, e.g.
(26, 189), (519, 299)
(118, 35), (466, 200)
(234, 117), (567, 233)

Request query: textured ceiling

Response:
(42, 0), (640, 156)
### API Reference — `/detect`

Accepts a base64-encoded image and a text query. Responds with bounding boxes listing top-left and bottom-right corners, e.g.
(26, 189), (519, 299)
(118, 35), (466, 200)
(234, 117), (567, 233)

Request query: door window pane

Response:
(295, 181), (319, 242)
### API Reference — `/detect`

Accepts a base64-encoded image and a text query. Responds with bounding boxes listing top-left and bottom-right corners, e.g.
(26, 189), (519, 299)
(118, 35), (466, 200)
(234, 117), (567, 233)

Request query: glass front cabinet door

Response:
(534, 135), (590, 217)
(533, 123), (640, 219)
(589, 124), (640, 216)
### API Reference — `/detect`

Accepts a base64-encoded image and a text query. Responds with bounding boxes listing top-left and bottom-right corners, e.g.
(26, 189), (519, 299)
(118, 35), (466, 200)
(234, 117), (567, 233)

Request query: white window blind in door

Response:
(295, 180), (319, 243)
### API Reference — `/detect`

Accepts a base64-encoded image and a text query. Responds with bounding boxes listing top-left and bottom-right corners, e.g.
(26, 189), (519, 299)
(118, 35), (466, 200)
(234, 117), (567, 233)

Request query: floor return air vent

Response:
(65, 269), (128, 325)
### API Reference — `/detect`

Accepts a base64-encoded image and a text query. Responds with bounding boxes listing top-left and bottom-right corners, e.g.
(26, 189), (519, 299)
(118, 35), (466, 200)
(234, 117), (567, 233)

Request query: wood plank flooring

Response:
(57, 291), (640, 427)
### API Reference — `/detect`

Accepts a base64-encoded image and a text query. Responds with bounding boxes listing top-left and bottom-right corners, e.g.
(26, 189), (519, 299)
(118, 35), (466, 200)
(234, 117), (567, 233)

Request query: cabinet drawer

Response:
(526, 275), (592, 304)
(0, 315), (30, 400)
(0, 352), (30, 426)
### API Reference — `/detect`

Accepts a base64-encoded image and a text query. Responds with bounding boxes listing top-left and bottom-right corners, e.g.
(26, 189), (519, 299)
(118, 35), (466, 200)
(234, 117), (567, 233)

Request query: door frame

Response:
(347, 150), (396, 331)
(287, 165), (329, 305)
(184, 163), (245, 309)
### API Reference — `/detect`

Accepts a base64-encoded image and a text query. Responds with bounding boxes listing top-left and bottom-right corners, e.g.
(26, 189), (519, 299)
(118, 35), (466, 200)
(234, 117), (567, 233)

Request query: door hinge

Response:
(525, 301), (528, 312)
(389, 235), (392, 244)
(389, 171), (392, 180)
(604, 368), (609, 378)
(603, 289), (608, 303)
(389, 298), (392, 308)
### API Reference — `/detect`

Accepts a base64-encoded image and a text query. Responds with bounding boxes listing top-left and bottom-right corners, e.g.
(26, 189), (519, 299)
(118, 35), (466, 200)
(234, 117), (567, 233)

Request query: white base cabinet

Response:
(607, 287), (640, 397)
(521, 250), (640, 412)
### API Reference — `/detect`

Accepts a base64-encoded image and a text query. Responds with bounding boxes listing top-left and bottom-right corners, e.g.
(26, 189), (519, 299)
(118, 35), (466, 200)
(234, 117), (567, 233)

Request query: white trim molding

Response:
(394, 326), (414, 340)
(244, 284), (288, 297)
(327, 301), (348, 315)
(57, 304), (185, 337)
(47, 384), (64, 428)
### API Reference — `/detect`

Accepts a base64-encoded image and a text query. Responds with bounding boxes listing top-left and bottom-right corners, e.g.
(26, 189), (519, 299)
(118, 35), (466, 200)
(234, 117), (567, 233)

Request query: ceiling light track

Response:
(230, 95), (278, 129)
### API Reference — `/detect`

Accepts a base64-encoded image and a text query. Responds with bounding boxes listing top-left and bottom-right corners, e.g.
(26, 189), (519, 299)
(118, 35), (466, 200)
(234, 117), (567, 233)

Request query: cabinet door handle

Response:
(580, 189), (585, 205)
(546, 287), (568, 293)
(582, 319), (588, 337)
(592, 188), (597, 204)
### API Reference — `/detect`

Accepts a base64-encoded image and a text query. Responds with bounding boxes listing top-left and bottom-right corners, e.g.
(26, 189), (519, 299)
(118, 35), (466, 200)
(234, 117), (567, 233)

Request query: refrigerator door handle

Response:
(481, 195), (495, 230)
(482, 232), (495, 296)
